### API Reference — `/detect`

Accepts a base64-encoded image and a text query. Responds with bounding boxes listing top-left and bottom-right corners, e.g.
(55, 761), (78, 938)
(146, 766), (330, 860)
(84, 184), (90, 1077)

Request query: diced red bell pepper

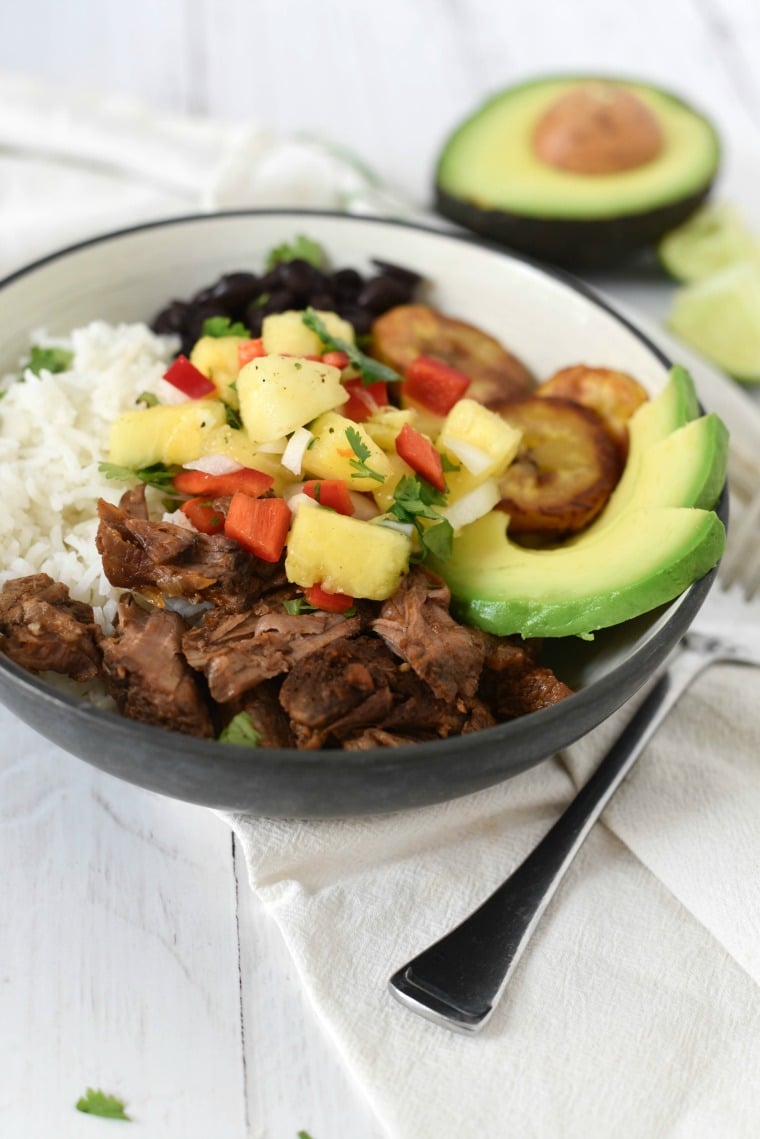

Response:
(401, 355), (470, 416)
(304, 583), (355, 613)
(173, 467), (274, 498)
(180, 496), (226, 534)
(224, 493), (291, 562)
(321, 350), (351, 370)
(302, 479), (354, 516)
(395, 422), (446, 491)
(163, 355), (217, 399)
(238, 338), (267, 366)
(341, 378), (389, 423)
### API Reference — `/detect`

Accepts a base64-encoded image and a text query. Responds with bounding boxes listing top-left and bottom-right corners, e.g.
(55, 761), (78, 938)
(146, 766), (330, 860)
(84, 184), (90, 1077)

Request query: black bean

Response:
(245, 308), (264, 337)
(151, 300), (191, 336)
(259, 289), (297, 315)
(331, 268), (363, 299)
(356, 275), (412, 315)
(277, 259), (326, 300)
(184, 301), (231, 346)
(337, 304), (374, 336)
(308, 291), (337, 310)
(371, 259), (424, 288)
(210, 271), (261, 313)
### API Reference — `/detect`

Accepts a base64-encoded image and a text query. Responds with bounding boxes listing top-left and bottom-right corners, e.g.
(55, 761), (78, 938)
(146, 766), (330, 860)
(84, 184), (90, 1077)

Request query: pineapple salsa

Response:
(105, 306), (524, 611)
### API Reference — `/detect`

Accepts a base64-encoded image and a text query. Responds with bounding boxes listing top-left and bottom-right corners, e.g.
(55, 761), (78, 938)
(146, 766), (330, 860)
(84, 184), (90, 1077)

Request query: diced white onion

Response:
(348, 491), (380, 520)
(440, 479), (501, 532)
(183, 453), (244, 475)
(374, 517), (415, 537)
(439, 436), (493, 476)
(162, 508), (196, 531)
(285, 492), (320, 514)
(280, 426), (314, 475)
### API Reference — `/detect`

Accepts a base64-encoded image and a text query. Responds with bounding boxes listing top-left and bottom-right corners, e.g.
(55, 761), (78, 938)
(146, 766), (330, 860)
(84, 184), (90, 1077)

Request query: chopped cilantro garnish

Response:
(440, 453), (461, 473)
(99, 461), (179, 492)
(22, 345), (74, 377)
(218, 712), (262, 746)
(283, 597), (319, 615)
(344, 426), (385, 483)
(388, 474), (454, 560)
(297, 1132), (315, 1139)
(224, 403), (243, 429)
(266, 235), (325, 270)
(75, 1088), (130, 1121)
(202, 315), (251, 338)
(302, 308), (400, 386)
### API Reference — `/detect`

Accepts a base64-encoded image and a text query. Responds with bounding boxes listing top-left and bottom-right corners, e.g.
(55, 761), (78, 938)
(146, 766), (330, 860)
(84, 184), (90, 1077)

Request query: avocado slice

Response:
(434, 77), (720, 268)
(432, 366), (728, 638)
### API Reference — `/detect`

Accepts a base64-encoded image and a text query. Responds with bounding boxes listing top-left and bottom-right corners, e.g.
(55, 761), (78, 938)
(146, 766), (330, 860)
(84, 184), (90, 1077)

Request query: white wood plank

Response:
(235, 839), (387, 1139)
(0, 720), (247, 1139)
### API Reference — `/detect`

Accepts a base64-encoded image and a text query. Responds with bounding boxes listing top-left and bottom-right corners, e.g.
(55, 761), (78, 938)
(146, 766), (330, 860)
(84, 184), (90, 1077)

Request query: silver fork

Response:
(389, 477), (760, 1034)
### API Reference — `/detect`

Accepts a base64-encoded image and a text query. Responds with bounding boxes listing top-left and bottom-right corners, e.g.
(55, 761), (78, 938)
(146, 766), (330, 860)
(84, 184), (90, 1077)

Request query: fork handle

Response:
(388, 643), (715, 1033)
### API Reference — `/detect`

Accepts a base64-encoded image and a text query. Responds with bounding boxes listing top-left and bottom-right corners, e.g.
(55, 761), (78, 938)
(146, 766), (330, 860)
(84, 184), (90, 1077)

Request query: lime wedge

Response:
(666, 260), (760, 382)
(658, 203), (759, 282)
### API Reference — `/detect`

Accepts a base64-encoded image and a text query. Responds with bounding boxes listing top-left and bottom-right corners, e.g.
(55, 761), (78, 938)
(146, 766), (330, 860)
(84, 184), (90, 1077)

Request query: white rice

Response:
(0, 321), (180, 631)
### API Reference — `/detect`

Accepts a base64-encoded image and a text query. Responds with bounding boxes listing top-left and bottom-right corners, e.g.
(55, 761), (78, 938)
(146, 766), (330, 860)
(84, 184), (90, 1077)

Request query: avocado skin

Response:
(435, 183), (714, 270)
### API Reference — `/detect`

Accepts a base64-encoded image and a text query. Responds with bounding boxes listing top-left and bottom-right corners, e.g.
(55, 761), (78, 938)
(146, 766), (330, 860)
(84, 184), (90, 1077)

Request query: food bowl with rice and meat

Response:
(0, 211), (727, 816)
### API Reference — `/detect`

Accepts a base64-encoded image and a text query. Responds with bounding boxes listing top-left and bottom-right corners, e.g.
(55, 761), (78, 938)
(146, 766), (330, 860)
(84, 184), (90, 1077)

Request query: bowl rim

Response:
(0, 208), (722, 788)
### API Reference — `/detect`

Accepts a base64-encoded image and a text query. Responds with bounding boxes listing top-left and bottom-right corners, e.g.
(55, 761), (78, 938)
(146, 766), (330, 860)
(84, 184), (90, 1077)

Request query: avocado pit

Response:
(533, 82), (664, 175)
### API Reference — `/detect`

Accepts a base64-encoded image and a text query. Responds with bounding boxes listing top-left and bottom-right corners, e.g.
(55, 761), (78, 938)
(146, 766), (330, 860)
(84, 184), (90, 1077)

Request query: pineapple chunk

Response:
(372, 451), (414, 513)
(303, 411), (394, 492)
(285, 507), (411, 600)
(237, 356), (347, 443)
(363, 406), (418, 451)
(262, 310), (355, 356)
(189, 336), (245, 407)
(438, 398), (522, 478)
(109, 400), (227, 468)
(201, 425), (294, 494)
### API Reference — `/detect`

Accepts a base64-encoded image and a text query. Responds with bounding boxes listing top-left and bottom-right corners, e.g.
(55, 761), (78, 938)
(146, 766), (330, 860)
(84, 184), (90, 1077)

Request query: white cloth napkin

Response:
(2, 74), (759, 1139)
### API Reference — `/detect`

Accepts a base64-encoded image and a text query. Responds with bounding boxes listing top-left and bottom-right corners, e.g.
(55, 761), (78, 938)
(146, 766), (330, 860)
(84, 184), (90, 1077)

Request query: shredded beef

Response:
(223, 681), (295, 748)
(479, 639), (573, 719)
(372, 565), (487, 703)
(96, 497), (280, 610)
(182, 604), (365, 703)
(100, 594), (213, 737)
(0, 573), (102, 681)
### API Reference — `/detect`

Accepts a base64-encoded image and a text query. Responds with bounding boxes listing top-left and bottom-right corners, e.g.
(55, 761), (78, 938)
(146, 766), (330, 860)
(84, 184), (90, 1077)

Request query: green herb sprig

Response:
(344, 426), (385, 483)
(388, 474), (454, 561)
(301, 308), (400, 386)
(201, 316), (252, 339)
(99, 461), (179, 493)
(218, 712), (262, 747)
(75, 1088), (130, 1121)
(266, 235), (325, 270)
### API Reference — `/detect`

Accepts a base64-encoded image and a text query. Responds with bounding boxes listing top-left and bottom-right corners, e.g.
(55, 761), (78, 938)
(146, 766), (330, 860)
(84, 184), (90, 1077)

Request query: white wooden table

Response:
(1, 3), (759, 1137)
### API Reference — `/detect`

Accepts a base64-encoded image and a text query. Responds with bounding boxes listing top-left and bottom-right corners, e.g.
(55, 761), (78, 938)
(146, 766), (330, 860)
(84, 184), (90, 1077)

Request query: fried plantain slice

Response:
(536, 364), (648, 461)
(492, 395), (622, 535)
(371, 304), (534, 404)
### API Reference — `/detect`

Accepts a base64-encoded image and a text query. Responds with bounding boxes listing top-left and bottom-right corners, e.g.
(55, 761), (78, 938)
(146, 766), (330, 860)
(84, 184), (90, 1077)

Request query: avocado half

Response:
(434, 77), (721, 269)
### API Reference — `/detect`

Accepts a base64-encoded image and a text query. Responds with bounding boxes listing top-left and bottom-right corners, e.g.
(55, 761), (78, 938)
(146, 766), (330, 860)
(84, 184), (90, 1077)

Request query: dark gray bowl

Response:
(0, 210), (724, 816)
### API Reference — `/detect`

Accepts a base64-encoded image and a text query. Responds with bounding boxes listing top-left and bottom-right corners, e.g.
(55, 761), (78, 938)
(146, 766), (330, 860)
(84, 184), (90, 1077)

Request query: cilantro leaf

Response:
(99, 461), (179, 492)
(344, 426), (385, 483)
(388, 474), (453, 561)
(420, 518), (454, 560)
(218, 712), (262, 747)
(283, 597), (319, 615)
(136, 391), (160, 408)
(297, 1132), (315, 1139)
(266, 235), (325, 270)
(301, 308), (400, 386)
(22, 345), (74, 377)
(75, 1088), (130, 1121)
(202, 315), (252, 338)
